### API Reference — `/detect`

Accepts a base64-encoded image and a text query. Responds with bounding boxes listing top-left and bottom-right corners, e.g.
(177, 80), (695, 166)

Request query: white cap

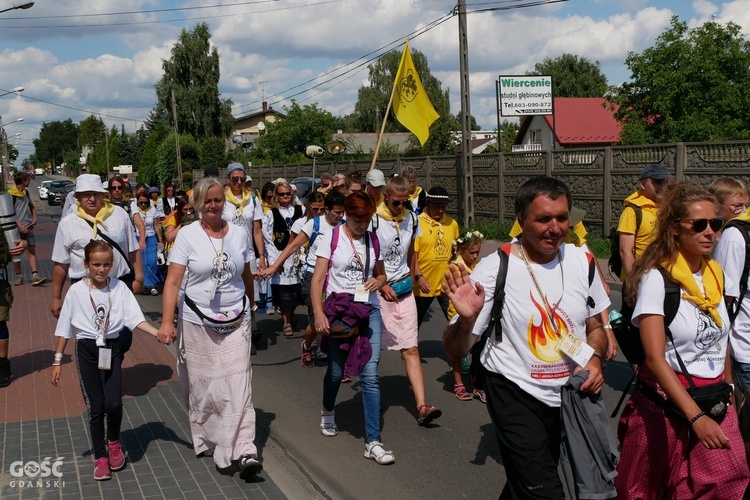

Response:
(74, 174), (107, 193)
(366, 169), (386, 187)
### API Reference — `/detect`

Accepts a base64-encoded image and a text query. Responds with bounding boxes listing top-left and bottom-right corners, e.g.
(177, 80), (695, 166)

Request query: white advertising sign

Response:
(114, 165), (133, 174)
(498, 75), (553, 117)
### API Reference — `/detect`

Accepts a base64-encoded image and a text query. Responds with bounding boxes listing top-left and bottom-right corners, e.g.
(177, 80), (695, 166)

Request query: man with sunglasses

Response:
(617, 164), (671, 280)
(373, 176), (441, 425)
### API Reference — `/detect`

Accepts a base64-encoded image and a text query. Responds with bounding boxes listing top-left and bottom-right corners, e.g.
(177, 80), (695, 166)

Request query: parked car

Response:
(38, 180), (53, 200)
(290, 177), (321, 201)
(47, 180), (74, 205)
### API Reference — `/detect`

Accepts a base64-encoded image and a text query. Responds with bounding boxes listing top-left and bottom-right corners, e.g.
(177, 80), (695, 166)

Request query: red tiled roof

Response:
(515, 97), (621, 146)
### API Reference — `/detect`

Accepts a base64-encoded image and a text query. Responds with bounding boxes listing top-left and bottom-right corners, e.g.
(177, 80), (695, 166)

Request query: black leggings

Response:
(76, 338), (124, 459)
(415, 295), (450, 327)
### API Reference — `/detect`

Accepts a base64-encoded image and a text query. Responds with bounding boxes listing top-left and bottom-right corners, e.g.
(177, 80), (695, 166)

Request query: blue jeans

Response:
(732, 357), (750, 401)
(322, 308), (382, 444)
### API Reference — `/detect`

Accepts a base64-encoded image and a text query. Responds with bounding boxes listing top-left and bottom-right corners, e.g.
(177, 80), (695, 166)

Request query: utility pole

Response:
(1, 117), (7, 191)
(171, 89), (183, 187)
(457, 0), (474, 227)
(105, 130), (110, 178)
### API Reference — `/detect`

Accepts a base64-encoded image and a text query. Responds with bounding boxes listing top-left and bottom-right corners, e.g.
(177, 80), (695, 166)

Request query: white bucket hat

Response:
(74, 174), (107, 194)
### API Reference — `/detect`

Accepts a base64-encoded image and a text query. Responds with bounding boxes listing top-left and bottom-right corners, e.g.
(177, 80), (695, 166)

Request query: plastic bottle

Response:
(609, 309), (624, 328)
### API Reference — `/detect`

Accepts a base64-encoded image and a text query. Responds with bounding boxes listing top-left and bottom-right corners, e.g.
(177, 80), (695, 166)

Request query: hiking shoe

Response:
(12, 276), (23, 286)
(301, 340), (315, 368)
(30, 275), (46, 286)
(417, 404), (442, 426)
(238, 455), (263, 478)
(93, 457), (111, 481)
(320, 410), (337, 437)
(107, 440), (125, 471)
(0, 358), (11, 388)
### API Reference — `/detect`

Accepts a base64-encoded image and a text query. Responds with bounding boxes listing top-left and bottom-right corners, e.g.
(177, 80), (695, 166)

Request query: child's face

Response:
(461, 242), (482, 267)
(85, 251), (113, 285)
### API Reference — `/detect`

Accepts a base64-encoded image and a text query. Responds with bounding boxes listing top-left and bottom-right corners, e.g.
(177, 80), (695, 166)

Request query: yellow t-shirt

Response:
(414, 213), (460, 297)
(616, 191), (659, 267)
(447, 254), (477, 320)
(509, 219), (588, 247)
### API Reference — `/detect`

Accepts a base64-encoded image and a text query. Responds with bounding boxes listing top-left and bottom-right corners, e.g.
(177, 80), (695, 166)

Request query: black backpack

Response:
(609, 205), (642, 278)
(470, 244), (597, 391)
(614, 267), (680, 366)
(724, 220), (750, 324)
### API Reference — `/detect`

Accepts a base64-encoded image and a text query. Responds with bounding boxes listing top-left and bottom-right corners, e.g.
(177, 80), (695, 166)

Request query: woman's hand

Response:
(50, 297), (63, 319)
(50, 365), (62, 386)
(380, 284), (397, 302)
(314, 312), (330, 335)
(692, 415), (731, 450)
(132, 279), (144, 295)
(417, 276), (430, 294)
(605, 328), (618, 361)
(139, 238), (146, 251)
(260, 265), (277, 279)
(157, 325), (177, 345)
(364, 277), (381, 292)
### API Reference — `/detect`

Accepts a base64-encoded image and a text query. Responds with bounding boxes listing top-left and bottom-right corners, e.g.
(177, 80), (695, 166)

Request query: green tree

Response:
(78, 115), (106, 148)
(528, 53), (608, 97)
(609, 17), (750, 144)
(349, 47), (465, 155)
(139, 122), (170, 185)
(249, 101), (337, 165)
(6, 143), (18, 163)
(86, 126), (120, 176)
(33, 119), (79, 165)
(156, 133), (200, 187)
(118, 125), (148, 172)
(151, 22), (233, 142)
(499, 120), (520, 153)
(201, 136), (228, 170)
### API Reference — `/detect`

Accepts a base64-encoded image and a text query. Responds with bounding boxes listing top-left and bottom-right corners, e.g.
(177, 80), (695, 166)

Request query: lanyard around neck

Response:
(518, 242), (564, 334)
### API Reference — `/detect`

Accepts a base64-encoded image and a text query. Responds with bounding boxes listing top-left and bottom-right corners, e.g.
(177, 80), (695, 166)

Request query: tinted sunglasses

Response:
(277, 192), (292, 197)
(138, 201), (150, 206)
(109, 185), (123, 191)
(230, 176), (244, 182)
(679, 218), (723, 233)
(389, 199), (405, 207)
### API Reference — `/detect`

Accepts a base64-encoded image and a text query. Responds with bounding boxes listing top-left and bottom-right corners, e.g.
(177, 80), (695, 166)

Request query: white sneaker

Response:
(364, 441), (395, 465)
(320, 410), (337, 437)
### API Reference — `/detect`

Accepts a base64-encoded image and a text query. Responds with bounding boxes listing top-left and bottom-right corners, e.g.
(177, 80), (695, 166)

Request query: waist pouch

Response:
(388, 274), (413, 298)
(637, 379), (732, 424)
(184, 294), (247, 335)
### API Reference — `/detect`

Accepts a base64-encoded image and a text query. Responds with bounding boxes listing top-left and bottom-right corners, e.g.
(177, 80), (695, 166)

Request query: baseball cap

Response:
(366, 169), (386, 187)
(639, 164), (670, 180)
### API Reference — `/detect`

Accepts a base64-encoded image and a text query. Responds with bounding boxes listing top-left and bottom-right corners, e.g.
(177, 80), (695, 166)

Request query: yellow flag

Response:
(392, 39), (440, 146)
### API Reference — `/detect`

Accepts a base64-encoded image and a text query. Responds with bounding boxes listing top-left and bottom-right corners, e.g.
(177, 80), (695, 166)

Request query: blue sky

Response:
(0, 0), (747, 162)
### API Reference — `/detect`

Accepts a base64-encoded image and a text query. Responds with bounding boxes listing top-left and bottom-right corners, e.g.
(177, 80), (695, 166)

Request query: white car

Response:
(38, 180), (53, 200)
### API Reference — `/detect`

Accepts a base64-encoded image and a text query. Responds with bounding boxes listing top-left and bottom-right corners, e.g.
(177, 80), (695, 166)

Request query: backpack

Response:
(614, 267), (681, 366)
(470, 244), (597, 392)
(724, 220), (750, 324)
(370, 211), (418, 238)
(609, 205), (641, 278)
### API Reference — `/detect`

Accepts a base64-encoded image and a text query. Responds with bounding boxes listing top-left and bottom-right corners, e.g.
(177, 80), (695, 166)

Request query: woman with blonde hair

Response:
(708, 177), (750, 223)
(615, 181), (749, 497)
(157, 178), (261, 478)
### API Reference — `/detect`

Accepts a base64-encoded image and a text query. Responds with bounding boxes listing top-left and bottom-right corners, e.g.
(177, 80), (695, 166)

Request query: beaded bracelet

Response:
(689, 411), (706, 426)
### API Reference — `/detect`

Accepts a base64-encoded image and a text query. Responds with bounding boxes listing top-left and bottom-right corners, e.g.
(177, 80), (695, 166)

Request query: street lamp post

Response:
(1, 117), (23, 191)
(0, 2), (33, 15)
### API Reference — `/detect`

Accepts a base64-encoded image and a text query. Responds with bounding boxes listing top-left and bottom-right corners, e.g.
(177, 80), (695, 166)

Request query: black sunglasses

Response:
(109, 185), (123, 191)
(679, 218), (723, 233)
(230, 176), (244, 182)
(389, 199), (405, 207)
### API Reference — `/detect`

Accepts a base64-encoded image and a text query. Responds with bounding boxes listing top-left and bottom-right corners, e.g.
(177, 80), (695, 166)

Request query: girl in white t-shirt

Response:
(134, 193), (163, 295)
(262, 191), (346, 367)
(49, 241), (162, 481)
(616, 182), (749, 497)
(309, 191), (394, 465)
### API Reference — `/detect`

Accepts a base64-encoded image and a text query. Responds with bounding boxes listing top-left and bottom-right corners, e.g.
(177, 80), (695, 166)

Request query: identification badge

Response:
(556, 333), (594, 367)
(354, 284), (369, 303)
(98, 348), (112, 370)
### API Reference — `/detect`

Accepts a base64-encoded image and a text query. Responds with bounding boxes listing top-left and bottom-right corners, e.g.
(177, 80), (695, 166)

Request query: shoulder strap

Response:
(657, 267), (696, 389)
(585, 253), (597, 308)
(324, 226), (341, 293)
(411, 211), (418, 238)
(482, 245), (512, 341)
(294, 204), (303, 220)
(309, 216), (322, 249)
(371, 213), (379, 233)
(370, 230), (380, 260)
(82, 219), (134, 276)
(624, 204), (642, 236)
(725, 221), (750, 323)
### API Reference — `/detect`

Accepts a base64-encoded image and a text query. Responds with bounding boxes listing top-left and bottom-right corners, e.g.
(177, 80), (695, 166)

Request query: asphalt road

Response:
(32, 175), (632, 499)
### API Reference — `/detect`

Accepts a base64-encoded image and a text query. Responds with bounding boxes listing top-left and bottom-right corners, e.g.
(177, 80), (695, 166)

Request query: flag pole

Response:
(369, 85), (397, 171)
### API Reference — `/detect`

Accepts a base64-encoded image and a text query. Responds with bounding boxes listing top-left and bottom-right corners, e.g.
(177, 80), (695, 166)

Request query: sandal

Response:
(473, 388), (487, 404)
(320, 410), (337, 437)
(341, 374), (352, 383)
(417, 404), (442, 426)
(364, 441), (395, 465)
(453, 384), (473, 401)
(283, 324), (294, 337)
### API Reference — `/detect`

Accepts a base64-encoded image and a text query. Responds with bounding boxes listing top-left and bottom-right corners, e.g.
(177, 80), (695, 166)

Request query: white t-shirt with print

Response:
(261, 205), (304, 285)
(470, 244), (610, 407)
(222, 195), (262, 257)
(372, 212), (421, 281)
(169, 222), (252, 325)
(135, 206), (160, 237)
(316, 227), (381, 307)
(632, 268), (730, 378)
(715, 226), (750, 363)
(300, 216), (340, 269)
(54, 278), (146, 340)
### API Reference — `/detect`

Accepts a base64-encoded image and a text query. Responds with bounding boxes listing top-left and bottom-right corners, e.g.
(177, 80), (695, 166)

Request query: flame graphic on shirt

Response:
(527, 292), (566, 363)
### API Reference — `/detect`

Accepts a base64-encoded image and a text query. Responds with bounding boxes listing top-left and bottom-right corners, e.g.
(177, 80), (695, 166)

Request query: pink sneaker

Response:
(94, 457), (111, 481)
(107, 440), (125, 471)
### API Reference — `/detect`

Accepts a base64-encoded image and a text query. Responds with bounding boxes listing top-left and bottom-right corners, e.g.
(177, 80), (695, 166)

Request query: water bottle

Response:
(609, 309), (623, 326)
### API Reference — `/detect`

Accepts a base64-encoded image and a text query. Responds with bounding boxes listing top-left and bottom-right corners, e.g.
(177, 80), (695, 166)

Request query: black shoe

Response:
(0, 358), (12, 388)
(238, 456), (262, 479)
(252, 329), (262, 343)
(251, 343), (257, 356)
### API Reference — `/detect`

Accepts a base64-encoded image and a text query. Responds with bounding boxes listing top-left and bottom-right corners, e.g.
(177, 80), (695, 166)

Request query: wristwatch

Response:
(415, 274), (423, 280)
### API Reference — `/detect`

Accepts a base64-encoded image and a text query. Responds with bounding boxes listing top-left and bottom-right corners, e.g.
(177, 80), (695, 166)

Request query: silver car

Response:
(38, 180), (53, 200)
